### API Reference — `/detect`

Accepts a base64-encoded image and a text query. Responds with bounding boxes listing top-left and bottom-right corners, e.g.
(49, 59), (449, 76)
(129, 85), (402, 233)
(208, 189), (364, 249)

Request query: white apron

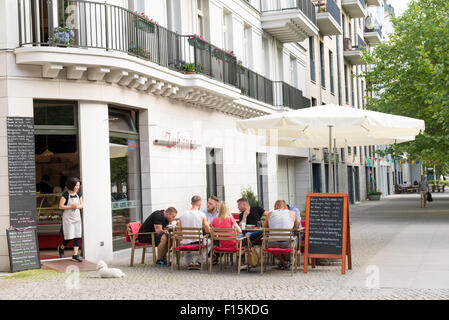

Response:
(62, 192), (82, 240)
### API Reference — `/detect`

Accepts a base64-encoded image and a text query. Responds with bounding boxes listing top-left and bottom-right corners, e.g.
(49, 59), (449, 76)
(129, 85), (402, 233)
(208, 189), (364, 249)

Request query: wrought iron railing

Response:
(357, 35), (366, 48)
(17, 0), (310, 109)
(314, 0), (341, 26)
(364, 27), (382, 39)
(260, 0), (317, 25)
(273, 82), (310, 110)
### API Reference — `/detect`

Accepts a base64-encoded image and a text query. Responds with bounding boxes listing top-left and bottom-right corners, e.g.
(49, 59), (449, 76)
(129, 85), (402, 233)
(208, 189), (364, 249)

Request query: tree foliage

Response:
(361, 0), (449, 175)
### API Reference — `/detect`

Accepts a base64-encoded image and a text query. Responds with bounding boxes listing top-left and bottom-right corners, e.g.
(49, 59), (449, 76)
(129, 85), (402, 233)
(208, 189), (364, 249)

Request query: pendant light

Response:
(41, 135), (54, 157)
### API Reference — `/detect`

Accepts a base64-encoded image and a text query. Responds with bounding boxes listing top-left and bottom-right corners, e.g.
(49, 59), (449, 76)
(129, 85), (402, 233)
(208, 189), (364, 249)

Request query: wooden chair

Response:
(125, 222), (157, 267)
(260, 228), (299, 276)
(209, 227), (248, 275)
(170, 227), (207, 272)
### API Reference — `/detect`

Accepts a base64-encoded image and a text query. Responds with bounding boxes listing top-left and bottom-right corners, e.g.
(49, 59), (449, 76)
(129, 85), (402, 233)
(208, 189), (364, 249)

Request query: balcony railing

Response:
(17, 0), (293, 108)
(314, 0), (341, 25)
(260, 0), (317, 25)
(357, 35), (367, 48)
(364, 27), (382, 39)
(273, 82), (310, 110)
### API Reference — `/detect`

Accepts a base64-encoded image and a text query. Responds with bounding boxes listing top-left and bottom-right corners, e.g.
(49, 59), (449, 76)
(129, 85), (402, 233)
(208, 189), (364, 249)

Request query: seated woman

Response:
(211, 202), (242, 248)
(264, 200), (299, 269)
(211, 202), (245, 269)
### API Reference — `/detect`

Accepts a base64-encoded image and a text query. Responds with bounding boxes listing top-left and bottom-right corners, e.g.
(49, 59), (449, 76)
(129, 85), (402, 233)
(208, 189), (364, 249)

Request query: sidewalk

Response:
(1, 193), (448, 300)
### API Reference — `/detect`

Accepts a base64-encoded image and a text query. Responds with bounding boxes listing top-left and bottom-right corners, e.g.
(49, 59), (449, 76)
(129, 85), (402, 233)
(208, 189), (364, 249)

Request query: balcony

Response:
(273, 82), (310, 110)
(17, 0), (293, 117)
(343, 36), (366, 65)
(364, 27), (382, 44)
(341, 0), (366, 18)
(313, 0), (342, 36)
(260, 0), (319, 43)
(365, 0), (382, 6)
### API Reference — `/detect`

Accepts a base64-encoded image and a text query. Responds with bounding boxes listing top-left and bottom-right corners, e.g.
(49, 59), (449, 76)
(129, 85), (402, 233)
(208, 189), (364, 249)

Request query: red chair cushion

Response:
(135, 242), (151, 247)
(264, 248), (293, 254)
(126, 222), (142, 242)
(213, 246), (245, 253)
(301, 220), (305, 228)
(173, 245), (205, 251)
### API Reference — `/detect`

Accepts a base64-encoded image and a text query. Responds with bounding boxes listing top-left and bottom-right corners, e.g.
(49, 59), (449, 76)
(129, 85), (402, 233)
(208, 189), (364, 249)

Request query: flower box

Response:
(368, 194), (381, 200)
(137, 19), (155, 33)
(188, 36), (207, 50)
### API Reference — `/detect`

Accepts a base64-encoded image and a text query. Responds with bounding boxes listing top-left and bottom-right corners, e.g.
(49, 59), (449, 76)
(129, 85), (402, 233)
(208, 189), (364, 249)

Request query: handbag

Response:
(426, 192), (433, 202)
(246, 245), (259, 268)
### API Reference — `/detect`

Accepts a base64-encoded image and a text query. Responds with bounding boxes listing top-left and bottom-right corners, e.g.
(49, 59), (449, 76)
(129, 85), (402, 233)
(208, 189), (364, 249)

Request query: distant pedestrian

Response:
(418, 175), (429, 208)
(57, 177), (83, 262)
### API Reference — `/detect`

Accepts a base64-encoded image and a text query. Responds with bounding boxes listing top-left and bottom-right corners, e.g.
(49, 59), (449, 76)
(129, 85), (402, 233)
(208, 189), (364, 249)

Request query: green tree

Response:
(361, 0), (449, 176)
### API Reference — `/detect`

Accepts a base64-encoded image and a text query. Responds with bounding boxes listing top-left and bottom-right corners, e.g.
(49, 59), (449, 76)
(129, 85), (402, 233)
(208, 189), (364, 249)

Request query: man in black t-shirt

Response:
(138, 207), (177, 266)
(237, 198), (268, 243)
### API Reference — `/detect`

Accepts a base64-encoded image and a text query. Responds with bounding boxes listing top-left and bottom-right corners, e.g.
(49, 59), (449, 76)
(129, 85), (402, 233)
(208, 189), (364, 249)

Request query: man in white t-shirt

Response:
(177, 195), (210, 270)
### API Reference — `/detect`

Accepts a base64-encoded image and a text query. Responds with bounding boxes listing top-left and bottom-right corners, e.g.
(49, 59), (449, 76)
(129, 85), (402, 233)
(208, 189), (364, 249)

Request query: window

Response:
(348, 146), (352, 155)
(223, 10), (233, 50)
(243, 24), (253, 68)
(34, 100), (77, 128)
(290, 56), (297, 88)
(309, 37), (316, 82)
(256, 153), (268, 210)
(354, 146), (357, 156)
(109, 107), (142, 251)
(356, 69), (360, 108)
(311, 97), (317, 106)
(344, 65), (349, 104)
(361, 80), (365, 109)
(329, 50), (334, 94)
(206, 148), (224, 200)
(320, 41), (325, 88)
(196, 0), (209, 39)
(262, 37), (270, 78)
(341, 148), (345, 163)
(351, 70), (355, 106)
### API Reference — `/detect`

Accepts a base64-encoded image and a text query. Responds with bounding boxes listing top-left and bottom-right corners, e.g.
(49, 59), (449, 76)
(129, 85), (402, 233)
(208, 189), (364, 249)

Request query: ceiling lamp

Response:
(40, 136), (54, 157)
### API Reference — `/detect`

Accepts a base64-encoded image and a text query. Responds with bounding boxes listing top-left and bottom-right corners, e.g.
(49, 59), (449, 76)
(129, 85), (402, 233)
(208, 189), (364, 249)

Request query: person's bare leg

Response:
(157, 234), (168, 260)
(73, 246), (79, 256)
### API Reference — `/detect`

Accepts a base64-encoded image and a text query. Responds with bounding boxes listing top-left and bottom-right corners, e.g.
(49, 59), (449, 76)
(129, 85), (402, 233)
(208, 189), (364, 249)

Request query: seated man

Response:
(237, 197), (268, 243)
(264, 200), (299, 270)
(203, 196), (219, 264)
(177, 195), (210, 270)
(138, 207), (178, 266)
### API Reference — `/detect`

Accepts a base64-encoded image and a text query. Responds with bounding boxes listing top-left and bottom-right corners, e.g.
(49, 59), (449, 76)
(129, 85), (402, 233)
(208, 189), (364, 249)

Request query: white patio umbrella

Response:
(236, 104), (425, 192)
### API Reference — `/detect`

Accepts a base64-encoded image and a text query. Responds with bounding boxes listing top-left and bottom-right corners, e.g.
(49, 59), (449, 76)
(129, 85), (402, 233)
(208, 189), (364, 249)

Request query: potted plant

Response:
(128, 42), (152, 60)
(188, 34), (207, 50)
(367, 189), (382, 200)
(240, 186), (262, 208)
(53, 26), (75, 46)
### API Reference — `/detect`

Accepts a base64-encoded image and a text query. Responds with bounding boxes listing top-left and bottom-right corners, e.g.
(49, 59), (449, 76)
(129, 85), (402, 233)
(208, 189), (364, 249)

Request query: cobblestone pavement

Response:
(1, 193), (449, 300)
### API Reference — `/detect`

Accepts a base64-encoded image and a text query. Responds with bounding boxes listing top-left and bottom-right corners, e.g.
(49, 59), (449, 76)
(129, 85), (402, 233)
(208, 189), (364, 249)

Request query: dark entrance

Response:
(354, 166), (360, 202)
(312, 163), (322, 193)
(347, 166), (354, 204)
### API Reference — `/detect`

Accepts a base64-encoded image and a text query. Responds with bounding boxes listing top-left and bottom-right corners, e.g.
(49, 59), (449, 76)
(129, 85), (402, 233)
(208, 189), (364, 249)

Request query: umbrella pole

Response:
(328, 125), (333, 193)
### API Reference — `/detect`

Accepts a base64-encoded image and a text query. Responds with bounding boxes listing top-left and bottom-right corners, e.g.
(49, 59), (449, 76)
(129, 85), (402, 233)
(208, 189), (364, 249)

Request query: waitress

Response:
(57, 177), (83, 262)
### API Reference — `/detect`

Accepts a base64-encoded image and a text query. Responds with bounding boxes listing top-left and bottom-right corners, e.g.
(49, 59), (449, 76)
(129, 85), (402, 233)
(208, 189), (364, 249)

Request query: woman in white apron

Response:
(57, 177), (84, 262)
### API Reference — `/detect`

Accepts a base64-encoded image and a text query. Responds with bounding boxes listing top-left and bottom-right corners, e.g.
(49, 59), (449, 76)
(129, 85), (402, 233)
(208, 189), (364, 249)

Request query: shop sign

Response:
(153, 131), (199, 150)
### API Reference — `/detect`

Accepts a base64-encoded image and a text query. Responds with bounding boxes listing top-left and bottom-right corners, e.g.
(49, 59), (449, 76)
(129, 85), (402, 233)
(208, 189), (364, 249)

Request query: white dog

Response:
(96, 260), (126, 278)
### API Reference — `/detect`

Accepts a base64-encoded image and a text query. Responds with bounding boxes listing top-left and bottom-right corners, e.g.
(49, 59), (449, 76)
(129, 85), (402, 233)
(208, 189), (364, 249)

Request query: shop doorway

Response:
(34, 100), (80, 261)
(312, 163), (322, 193)
(347, 166), (354, 204)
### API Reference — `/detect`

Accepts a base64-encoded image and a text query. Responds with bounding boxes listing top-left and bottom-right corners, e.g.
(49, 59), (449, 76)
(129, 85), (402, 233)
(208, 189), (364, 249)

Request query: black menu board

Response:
(308, 196), (344, 255)
(7, 117), (37, 228)
(6, 228), (41, 273)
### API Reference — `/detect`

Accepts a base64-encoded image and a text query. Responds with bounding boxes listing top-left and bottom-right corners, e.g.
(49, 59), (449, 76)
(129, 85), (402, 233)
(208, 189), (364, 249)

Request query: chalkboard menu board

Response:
(6, 228), (41, 273)
(304, 193), (352, 274)
(308, 196), (344, 255)
(7, 117), (37, 228)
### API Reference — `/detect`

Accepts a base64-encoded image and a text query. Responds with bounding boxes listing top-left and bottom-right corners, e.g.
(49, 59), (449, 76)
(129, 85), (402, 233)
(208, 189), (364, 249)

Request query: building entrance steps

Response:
(41, 259), (98, 273)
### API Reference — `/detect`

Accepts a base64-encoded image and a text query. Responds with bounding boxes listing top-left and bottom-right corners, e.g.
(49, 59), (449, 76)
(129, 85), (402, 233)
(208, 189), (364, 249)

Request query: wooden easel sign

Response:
(303, 193), (352, 274)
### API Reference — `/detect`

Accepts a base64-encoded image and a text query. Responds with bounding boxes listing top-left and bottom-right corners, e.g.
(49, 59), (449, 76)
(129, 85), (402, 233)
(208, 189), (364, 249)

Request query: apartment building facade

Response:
(0, 0), (399, 271)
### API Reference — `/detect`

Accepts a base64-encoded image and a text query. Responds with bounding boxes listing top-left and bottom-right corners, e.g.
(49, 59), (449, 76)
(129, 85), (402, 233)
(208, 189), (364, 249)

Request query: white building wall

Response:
(79, 102), (114, 263)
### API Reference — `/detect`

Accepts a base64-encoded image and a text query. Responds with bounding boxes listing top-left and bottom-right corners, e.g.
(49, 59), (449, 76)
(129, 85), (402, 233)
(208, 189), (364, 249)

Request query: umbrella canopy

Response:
(236, 104), (425, 148)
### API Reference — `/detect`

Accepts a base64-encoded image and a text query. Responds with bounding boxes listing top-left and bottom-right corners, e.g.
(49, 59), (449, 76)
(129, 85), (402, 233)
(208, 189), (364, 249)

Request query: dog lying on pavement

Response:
(96, 260), (126, 278)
